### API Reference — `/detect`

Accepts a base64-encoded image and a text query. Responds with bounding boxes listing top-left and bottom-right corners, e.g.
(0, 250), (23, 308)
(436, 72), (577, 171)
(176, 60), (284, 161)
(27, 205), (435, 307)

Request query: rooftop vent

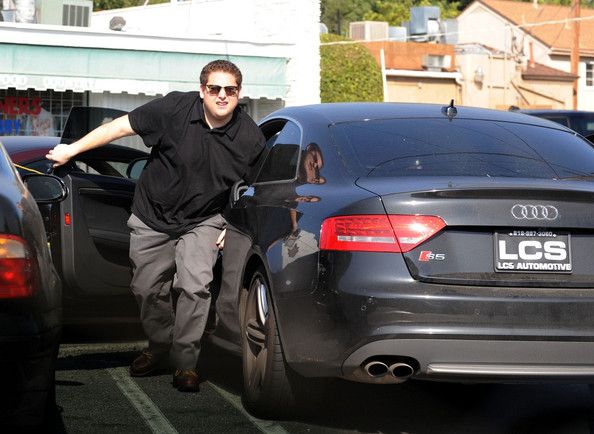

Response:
(37, 0), (92, 27)
(422, 54), (451, 72)
(349, 21), (389, 41)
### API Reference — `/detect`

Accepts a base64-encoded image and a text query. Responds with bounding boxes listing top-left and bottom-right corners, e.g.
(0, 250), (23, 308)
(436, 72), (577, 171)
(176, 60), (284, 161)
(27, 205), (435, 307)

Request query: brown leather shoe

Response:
(130, 348), (168, 377)
(173, 369), (200, 392)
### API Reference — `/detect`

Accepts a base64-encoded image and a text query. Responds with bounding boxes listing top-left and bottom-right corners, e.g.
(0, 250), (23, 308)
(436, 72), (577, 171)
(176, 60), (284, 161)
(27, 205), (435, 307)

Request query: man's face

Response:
(200, 71), (240, 124)
(301, 149), (325, 184)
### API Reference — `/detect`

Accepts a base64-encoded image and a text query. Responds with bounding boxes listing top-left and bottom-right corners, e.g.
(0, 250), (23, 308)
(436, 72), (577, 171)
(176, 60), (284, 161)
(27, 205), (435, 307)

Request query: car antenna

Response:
(441, 99), (457, 121)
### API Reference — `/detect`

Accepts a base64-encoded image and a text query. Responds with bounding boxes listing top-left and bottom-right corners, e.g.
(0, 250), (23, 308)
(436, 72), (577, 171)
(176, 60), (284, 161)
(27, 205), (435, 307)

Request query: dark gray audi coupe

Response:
(214, 102), (594, 417)
(8, 103), (594, 420)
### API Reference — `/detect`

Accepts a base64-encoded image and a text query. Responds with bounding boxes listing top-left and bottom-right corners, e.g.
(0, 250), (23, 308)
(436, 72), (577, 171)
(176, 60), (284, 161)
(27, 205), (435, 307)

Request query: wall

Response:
(362, 41), (456, 71)
(457, 49), (573, 110)
(456, 2), (591, 110)
(514, 79), (572, 109)
(456, 50), (511, 108)
(386, 77), (459, 105)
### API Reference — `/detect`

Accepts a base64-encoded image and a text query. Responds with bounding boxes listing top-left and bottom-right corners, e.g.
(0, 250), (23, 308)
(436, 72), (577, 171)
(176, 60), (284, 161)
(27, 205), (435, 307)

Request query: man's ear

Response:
(199, 85), (205, 99)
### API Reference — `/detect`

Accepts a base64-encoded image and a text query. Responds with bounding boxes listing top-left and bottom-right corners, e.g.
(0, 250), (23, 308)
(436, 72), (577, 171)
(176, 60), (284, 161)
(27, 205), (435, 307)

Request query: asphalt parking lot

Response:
(49, 338), (594, 434)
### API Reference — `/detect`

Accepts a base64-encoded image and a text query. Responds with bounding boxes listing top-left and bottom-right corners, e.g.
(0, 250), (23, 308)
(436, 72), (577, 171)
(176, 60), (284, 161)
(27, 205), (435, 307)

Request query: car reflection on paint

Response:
(211, 102), (594, 418)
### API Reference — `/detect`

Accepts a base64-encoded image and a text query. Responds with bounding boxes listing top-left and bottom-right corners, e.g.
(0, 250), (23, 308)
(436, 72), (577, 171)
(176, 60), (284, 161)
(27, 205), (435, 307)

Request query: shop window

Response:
(587, 63), (593, 87)
(0, 88), (85, 137)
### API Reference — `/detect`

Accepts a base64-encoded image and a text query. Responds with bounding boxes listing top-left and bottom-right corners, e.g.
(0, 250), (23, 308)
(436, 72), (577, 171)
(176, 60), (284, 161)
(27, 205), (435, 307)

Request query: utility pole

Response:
(571, 0), (580, 109)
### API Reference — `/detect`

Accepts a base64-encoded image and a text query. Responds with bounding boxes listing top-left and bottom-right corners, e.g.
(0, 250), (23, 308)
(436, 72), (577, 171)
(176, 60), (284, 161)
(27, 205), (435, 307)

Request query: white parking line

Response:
(61, 342), (288, 433)
(107, 367), (179, 434)
(59, 341), (145, 357)
(208, 382), (290, 434)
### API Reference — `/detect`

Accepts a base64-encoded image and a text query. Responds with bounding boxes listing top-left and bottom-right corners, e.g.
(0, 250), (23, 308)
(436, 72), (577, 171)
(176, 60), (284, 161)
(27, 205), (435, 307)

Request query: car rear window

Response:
(330, 118), (594, 179)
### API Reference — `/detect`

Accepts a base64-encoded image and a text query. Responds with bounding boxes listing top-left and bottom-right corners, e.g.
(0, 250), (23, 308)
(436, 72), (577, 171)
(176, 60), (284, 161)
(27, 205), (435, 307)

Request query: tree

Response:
(320, 34), (383, 102)
(363, 0), (461, 26)
(321, 0), (374, 36)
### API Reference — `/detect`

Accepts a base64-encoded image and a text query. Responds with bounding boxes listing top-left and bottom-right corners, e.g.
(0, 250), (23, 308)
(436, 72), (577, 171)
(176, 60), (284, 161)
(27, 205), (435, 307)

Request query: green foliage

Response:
(363, 0), (460, 26)
(321, 0), (374, 35)
(93, 0), (168, 11)
(321, 0), (464, 34)
(320, 33), (384, 103)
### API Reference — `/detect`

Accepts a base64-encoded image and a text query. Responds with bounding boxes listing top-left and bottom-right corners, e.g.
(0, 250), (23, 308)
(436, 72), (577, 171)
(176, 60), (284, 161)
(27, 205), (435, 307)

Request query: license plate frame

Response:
(494, 230), (572, 274)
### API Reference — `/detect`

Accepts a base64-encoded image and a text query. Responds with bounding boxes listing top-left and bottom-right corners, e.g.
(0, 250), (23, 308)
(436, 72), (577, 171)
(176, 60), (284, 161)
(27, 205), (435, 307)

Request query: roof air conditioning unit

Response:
(422, 54), (451, 72)
(409, 6), (441, 42)
(349, 21), (389, 41)
(37, 0), (92, 27)
(388, 26), (407, 42)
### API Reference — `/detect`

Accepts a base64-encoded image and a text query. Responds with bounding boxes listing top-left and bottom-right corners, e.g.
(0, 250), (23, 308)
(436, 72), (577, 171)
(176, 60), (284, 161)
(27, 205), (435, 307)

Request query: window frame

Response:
(253, 119), (303, 185)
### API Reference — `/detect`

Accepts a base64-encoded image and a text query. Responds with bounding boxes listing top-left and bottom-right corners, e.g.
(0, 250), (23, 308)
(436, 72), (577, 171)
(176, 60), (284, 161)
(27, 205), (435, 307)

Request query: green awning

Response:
(0, 43), (288, 98)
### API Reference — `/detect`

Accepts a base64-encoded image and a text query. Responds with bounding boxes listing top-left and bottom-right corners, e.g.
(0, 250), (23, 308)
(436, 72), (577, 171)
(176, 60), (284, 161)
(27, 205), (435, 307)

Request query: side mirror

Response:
(22, 174), (68, 203)
(127, 157), (148, 180)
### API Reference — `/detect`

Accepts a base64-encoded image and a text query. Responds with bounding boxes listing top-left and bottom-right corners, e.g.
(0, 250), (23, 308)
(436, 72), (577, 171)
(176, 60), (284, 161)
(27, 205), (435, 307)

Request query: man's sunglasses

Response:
(205, 84), (239, 97)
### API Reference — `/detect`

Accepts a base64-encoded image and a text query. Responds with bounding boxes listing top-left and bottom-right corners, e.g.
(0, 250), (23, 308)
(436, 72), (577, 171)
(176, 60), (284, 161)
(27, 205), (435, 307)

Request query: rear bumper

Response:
(342, 338), (594, 383)
(276, 251), (594, 382)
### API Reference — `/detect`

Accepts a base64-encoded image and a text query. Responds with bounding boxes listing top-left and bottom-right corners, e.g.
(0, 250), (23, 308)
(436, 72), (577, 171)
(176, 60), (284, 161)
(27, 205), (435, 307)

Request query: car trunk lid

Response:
(356, 176), (594, 287)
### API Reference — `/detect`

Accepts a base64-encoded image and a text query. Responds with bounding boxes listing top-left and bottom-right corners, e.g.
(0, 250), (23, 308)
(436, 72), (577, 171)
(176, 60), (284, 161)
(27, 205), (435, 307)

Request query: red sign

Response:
(0, 97), (42, 116)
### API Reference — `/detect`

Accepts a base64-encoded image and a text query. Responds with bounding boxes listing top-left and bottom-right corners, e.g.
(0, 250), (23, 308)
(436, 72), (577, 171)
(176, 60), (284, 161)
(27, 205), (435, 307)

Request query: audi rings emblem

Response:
(511, 204), (559, 220)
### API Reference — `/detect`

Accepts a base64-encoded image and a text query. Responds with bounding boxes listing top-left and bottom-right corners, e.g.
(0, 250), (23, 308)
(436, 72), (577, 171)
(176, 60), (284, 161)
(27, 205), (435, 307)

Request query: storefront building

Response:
(0, 0), (321, 139)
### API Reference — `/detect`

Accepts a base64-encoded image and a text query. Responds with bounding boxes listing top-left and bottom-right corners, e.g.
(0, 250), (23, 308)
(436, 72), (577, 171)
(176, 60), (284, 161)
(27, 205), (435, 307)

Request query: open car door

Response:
(55, 107), (145, 300)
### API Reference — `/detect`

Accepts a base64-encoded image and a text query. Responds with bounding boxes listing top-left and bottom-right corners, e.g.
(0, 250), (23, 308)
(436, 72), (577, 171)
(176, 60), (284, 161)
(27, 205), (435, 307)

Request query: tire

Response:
(240, 269), (300, 418)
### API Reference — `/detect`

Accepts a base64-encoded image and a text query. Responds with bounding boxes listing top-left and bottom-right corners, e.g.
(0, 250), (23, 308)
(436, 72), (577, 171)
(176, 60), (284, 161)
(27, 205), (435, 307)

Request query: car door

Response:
(55, 107), (140, 297)
(227, 119), (302, 251)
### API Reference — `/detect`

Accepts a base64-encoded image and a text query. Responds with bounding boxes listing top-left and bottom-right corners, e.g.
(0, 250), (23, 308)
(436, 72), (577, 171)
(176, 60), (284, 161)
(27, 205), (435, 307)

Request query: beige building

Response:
(456, 43), (576, 110)
(362, 41), (462, 105)
(457, 0), (594, 110)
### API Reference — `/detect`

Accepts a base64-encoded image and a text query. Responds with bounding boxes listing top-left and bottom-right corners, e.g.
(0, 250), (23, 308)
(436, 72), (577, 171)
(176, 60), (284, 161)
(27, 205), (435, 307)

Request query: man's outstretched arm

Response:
(46, 114), (135, 167)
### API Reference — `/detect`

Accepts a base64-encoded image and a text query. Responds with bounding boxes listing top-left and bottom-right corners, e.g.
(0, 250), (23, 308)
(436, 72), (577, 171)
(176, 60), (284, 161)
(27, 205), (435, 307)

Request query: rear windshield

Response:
(330, 118), (594, 179)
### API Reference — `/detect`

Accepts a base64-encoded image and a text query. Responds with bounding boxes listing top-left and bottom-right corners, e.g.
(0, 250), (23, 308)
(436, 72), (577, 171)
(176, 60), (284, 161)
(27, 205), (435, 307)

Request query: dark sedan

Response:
(2, 109), (149, 327)
(212, 102), (594, 418)
(0, 142), (67, 427)
(512, 108), (594, 141)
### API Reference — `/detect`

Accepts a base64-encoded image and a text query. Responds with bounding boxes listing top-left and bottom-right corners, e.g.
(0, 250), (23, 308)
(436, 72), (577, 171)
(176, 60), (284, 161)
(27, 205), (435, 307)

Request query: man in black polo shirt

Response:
(46, 60), (265, 392)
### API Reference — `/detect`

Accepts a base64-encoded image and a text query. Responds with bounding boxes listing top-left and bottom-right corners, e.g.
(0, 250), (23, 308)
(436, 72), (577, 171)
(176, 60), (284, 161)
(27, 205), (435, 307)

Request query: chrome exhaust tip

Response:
(363, 360), (390, 378)
(388, 362), (415, 380)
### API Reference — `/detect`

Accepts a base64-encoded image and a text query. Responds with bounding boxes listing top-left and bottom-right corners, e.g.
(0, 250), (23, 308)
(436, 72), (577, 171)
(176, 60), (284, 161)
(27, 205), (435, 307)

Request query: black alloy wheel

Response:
(240, 269), (298, 418)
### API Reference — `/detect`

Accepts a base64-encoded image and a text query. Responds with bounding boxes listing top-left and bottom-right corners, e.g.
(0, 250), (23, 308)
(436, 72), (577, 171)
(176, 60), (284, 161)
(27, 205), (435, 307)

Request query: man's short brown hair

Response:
(200, 59), (242, 87)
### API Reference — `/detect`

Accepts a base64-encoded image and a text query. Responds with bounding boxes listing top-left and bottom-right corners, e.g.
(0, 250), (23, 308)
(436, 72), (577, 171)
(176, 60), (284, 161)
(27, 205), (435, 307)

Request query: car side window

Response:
(255, 121), (301, 184)
(72, 159), (128, 177)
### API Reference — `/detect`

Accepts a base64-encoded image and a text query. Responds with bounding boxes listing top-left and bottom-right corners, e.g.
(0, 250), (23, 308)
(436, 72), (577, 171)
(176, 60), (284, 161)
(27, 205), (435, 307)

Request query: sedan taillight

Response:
(320, 214), (446, 253)
(0, 235), (35, 298)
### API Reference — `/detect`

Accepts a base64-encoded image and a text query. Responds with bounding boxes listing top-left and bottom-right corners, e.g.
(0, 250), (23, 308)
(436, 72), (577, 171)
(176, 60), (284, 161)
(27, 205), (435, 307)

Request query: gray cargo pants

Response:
(127, 213), (226, 369)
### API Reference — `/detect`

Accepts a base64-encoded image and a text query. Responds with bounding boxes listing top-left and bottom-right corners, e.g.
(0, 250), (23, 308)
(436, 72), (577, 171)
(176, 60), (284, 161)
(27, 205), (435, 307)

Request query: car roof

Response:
(1, 135), (147, 163)
(262, 102), (573, 131)
(0, 135), (60, 155)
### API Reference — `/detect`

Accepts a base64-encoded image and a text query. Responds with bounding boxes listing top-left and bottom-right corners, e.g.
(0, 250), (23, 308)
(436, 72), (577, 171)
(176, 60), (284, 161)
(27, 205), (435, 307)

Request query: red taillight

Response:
(388, 215), (446, 252)
(320, 214), (446, 253)
(64, 212), (71, 226)
(0, 235), (35, 298)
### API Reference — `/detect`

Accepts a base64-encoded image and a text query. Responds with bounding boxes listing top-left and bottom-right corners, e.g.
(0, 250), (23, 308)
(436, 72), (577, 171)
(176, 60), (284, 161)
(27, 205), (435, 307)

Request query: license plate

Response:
(494, 230), (572, 273)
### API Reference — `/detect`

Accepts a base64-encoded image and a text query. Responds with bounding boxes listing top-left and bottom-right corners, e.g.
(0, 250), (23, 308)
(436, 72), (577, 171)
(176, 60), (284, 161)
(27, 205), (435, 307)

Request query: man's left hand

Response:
(216, 229), (226, 250)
